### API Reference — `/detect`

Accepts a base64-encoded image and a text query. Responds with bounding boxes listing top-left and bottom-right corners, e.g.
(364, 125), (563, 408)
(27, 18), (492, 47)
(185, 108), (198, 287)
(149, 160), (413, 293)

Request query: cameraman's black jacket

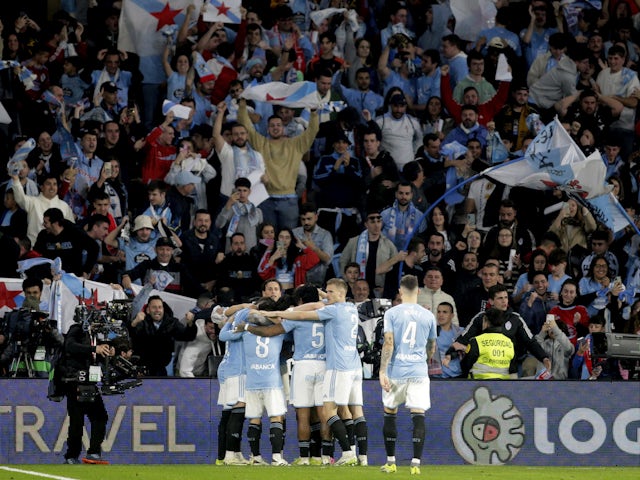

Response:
(61, 323), (96, 379)
(129, 312), (197, 373)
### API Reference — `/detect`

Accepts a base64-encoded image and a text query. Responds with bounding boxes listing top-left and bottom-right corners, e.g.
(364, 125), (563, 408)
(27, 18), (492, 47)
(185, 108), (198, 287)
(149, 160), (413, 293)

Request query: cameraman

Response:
(61, 319), (114, 465)
(0, 278), (62, 377)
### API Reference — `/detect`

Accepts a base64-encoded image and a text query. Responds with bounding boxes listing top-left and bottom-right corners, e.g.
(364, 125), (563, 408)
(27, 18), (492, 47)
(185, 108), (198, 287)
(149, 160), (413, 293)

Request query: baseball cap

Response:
(488, 37), (505, 49)
(155, 237), (174, 248)
(100, 81), (120, 93)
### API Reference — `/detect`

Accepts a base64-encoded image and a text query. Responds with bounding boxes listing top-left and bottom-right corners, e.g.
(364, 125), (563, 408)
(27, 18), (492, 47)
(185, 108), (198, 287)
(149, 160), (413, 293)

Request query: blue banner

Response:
(0, 379), (638, 465)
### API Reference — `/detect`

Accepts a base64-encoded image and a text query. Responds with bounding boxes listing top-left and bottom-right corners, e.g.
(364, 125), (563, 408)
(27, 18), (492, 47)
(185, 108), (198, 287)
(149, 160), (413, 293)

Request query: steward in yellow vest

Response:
(462, 308), (515, 379)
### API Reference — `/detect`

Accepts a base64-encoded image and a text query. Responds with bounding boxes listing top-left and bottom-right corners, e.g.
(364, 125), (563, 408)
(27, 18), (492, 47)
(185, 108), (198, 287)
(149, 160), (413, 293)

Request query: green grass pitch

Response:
(2, 465), (640, 480)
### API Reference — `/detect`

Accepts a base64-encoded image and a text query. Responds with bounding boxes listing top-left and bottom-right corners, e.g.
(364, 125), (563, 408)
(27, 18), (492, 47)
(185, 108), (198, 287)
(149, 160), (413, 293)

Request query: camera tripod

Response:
(9, 341), (36, 378)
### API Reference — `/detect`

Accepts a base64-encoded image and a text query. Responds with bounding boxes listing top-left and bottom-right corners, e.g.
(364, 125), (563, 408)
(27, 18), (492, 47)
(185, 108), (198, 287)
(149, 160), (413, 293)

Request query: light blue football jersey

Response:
(383, 303), (437, 379)
(218, 309), (248, 379)
(316, 302), (360, 371)
(282, 319), (326, 361)
(242, 330), (285, 390)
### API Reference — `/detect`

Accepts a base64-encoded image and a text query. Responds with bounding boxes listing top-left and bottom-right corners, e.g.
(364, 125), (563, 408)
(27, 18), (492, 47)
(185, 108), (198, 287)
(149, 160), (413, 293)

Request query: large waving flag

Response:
(241, 81), (321, 109)
(484, 117), (634, 233)
(118, 0), (199, 84)
(484, 118), (609, 199)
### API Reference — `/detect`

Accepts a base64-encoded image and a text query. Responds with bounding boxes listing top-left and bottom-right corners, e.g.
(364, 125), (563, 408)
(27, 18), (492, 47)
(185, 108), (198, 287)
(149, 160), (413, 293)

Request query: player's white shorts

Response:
(218, 374), (246, 407)
(290, 360), (325, 407)
(323, 368), (363, 406)
(245, 388), (287, 418)
(382, 376), (431, 411)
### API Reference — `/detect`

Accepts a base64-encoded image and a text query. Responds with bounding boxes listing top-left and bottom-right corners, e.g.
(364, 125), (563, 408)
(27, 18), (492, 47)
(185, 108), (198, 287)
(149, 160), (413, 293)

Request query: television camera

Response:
(71, 299), (143, 395)
(357, 298), (392, 378)
(1, 305), (60, 378)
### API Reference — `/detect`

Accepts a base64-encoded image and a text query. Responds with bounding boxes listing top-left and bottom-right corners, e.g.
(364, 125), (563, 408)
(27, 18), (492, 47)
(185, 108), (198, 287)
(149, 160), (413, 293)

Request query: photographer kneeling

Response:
(60, 320), (114, 465)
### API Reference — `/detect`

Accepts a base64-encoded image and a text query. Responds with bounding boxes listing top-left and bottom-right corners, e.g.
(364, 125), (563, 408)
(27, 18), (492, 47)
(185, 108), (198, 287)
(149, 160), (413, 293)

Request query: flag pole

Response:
(397, 157), (528, 285)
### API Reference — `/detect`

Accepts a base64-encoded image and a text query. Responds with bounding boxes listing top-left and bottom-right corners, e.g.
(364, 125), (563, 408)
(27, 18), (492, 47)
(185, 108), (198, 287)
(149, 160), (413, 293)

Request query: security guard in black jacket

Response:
(61, 321), (114, 465)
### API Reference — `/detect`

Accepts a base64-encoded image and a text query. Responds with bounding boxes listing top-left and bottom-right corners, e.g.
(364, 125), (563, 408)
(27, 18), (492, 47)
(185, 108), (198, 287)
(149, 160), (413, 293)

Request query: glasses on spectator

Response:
(367, 216), (382, 222)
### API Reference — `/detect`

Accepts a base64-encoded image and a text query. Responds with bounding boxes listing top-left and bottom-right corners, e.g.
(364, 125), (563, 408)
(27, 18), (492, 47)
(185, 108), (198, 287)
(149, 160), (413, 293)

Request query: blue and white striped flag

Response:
(241, 81), (322, 109)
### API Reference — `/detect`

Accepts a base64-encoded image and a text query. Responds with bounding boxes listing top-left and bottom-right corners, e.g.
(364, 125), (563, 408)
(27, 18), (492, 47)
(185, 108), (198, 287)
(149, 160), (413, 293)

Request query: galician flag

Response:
(118, 0), (199, 84)
(203, 0), (241, 24)
(241, 81), (322, 109)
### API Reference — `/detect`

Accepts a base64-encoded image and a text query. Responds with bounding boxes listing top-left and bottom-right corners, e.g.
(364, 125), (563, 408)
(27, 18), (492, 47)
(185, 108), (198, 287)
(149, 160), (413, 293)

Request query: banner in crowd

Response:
(118, 0), (199, 84)
(241, 81), (322, 109)
(0, 380), (637, 466)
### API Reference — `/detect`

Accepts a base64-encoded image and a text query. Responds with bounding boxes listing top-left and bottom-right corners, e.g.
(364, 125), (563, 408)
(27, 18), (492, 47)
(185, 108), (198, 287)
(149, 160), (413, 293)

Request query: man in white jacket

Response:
(11, 172), (74, 244)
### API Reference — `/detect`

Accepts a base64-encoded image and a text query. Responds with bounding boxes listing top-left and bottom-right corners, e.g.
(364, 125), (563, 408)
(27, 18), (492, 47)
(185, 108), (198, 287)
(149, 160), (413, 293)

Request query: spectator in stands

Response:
(443, 104), (489, 150)
(122, 237), (204, 298)
(596, 44), (640, 158)
(105, 215), (157, 277)
(34, 207), (98, 278)
(381, 182), (426, 251)
(313, 132), (365, 212)
(482, 199), (537, 259)
(433, 302), (464, 378)
(180, 209), (221, 292)
(375, 93), (422, 171)
(238, 98), (318, 231)
(581, 230), (620, 279)
(129, 295), (197, 376)
(340, 210), (405, 296)
(0, 189), (27, 239)
(453, 51), (496, 104)
(140, 112), (177, 184)
(292, 203), (334, 286)
(257, 227), (320, 291)
(363, 128), (400, 212)
(441, 34), (468, 90)
(418, 266), (459, 326)
(27, 131), (65, 185)
(215, 177), (262, 253)
(520, 0), (563, 68)
(10, 171), (74, 245)
(550, 198), (597, 258)
(578, 254), (625, 317)
(528, 45), (591, 118)
(513, 249), (549, 307)
(458, 262), (500, 327)
(216, 232), (260, 302)
(571, 314), (621, 380)
(383, 237), (427, 299)
(494, 84), (538, 152)
(305, 31), (344, 80)
(519, 272), (558, 335)
(90, 49), (132, 110)
(548, 279), (590, 346)
(526, 32), (570, 87)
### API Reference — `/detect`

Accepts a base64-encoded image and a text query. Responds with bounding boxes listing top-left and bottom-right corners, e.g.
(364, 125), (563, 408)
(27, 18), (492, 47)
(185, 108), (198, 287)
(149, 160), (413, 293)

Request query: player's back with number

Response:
(242, 330), (285, 389)
(384, 303), (437, 379)
(317, 302), (360, 371)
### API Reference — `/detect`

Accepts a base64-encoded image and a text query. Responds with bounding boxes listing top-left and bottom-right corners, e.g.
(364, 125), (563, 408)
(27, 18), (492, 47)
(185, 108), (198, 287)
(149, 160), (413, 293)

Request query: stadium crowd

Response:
(1, 0), (640, 389)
